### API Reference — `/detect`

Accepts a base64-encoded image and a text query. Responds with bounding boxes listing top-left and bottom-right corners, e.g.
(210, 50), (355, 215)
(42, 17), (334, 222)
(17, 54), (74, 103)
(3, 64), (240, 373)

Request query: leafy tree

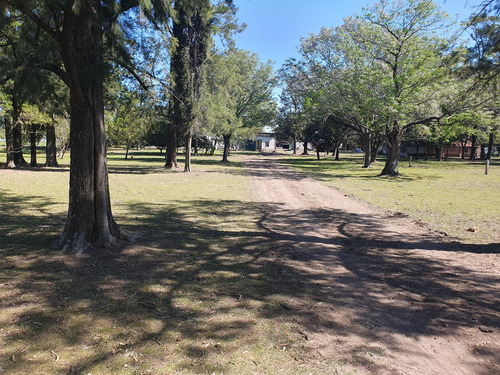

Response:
(296, 25), (389, 167)
(0, 0), (173, 253)
(345, 0), (454, 175)
(165, 0), (239, 172)
(18, 103), (51, 166)
(105, 79), (151, 159)
(277, 59), (308, 155)
(202, 48), (276, 162)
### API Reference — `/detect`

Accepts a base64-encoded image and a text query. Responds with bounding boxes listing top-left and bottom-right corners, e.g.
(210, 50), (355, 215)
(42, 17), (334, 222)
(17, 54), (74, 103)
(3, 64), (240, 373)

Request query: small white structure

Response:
(256, 133), (276, 152)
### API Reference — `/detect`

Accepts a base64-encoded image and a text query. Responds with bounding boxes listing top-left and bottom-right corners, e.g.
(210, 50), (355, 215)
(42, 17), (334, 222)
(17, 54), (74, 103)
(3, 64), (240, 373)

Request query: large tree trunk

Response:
(361, 131), (372, 168)
(461, 140), (467, 159)
(470, 135), (477, 160)
(5, 115), (15, 168)
(370, 137), (381, 163)
(13, 122), (27, 165)
(184, 131), (192, 172)
(45, 125), (59, 167)
(222, 134), (231, 162)
(30, 128), (37, 167)
(53, 4), (123, 254)
(165, 127), (178, 168)
(293, 133), (297, 155)
(381, 128), (401, 176)
(438, 145), (444, 162)
(302, 140), (309, 155)
(335, 144), (340, 161)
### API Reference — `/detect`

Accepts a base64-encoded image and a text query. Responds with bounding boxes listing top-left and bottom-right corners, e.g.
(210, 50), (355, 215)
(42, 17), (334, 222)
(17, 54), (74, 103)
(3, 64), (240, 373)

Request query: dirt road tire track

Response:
(245, 154), (500, 375)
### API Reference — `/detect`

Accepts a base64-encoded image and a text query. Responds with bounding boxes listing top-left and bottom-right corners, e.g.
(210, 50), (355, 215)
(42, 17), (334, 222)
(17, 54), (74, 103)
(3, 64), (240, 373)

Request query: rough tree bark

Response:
(184, 130), (192, 172)
(45, 125), (59, 167)
(165, 126), (179, 168)
(470, 135), (477, 160)
(13, 122), (27, 165)
(361, 131), (372, 168)
(222, 134), (231, 162)
(5, 116), (15, 168)
(381, 127), (402, 176)
(302, 140), (309, 155)
(292, 134), (297, 155)
(370, 137), (381, 163)
(52, 3), (123, 254)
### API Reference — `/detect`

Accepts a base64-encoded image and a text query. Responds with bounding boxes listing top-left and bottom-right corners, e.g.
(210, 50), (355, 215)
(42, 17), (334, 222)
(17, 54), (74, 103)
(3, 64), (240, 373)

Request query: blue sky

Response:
(232, 0), (485, 69)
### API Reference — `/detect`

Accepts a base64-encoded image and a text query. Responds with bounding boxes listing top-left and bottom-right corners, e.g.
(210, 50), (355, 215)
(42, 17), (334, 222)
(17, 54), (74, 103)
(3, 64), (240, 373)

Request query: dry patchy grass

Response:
(280, 153), (500, 244)
(0, 149), (349, 375)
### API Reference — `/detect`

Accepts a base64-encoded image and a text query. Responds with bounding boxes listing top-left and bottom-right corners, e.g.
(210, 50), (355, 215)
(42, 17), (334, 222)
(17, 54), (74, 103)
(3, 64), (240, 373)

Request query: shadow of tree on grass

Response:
(1, 191), (499, 374)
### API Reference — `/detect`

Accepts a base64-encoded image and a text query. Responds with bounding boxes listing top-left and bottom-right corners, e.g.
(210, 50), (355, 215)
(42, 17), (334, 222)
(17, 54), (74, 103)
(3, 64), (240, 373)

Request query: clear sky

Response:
(232, 0), (485, 69)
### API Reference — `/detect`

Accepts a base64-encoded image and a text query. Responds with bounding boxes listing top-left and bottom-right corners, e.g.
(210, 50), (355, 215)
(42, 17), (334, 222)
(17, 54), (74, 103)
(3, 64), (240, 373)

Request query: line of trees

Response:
(2, 0), (498, 255)
(275, 0), (500, 175)
(0, 0), (277, 254)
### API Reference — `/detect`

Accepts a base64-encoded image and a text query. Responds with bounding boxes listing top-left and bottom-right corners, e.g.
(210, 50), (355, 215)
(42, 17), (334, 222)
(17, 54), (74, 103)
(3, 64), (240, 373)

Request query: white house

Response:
(256, 133), (276, 152)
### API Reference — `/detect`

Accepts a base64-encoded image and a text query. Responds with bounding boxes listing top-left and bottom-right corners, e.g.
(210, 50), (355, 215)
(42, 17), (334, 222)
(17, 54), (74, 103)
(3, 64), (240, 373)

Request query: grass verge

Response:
(280, 153), (500, 244)
(0, 149), (348, 375)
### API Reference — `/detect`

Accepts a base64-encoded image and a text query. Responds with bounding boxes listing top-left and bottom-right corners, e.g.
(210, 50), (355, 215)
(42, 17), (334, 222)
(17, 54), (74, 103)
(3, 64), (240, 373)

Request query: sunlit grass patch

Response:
(1, 149), (346, 374)
(281, 153), (500, 243)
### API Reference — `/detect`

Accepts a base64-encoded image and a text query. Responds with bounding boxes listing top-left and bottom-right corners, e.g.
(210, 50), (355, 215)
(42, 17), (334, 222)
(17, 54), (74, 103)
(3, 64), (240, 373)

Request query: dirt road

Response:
(245, 154), (500, 375)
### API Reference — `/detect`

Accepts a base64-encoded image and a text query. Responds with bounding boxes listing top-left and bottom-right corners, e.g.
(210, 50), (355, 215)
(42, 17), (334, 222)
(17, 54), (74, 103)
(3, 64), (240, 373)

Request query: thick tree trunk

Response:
(302, 140), (309, 155)
(184, 131), (192, 172)
(45, 125), (59, 167)
(5, 115), (15, 168)
(30, 129), (37, 167)
(486, 132), (494, 160)
(335, 144), (340, 161)
(470, 135), (477, 160)
(316, 147), (321, 160)
(53, 4), (123, 254)
(438, 145), (444, 162)
(381, 128), (402, 176)
(370, 137), (381, 163)
(222, 134), (231, 162)
(361, 131), (371, 168)
(461, 140), (467, 159)
(165, 127), (178, 168)
(13, 122), (27, 165)
(293, 134), (297, 155)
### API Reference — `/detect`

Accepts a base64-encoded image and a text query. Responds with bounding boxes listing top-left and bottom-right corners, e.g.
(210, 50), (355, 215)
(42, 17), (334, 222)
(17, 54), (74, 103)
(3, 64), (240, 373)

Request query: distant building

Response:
(256, 133), (276, 152)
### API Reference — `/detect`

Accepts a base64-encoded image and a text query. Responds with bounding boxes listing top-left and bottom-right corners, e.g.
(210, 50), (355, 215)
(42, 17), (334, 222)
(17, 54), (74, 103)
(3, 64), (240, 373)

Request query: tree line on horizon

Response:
(0, 0), (498, 254)
(276, 0), (500, 175)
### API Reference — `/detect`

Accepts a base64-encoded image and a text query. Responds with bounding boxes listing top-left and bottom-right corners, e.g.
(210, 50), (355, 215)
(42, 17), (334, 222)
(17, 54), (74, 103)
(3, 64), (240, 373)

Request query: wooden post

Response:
(409, 156), (412, 168)
(485, 159), (490, 175)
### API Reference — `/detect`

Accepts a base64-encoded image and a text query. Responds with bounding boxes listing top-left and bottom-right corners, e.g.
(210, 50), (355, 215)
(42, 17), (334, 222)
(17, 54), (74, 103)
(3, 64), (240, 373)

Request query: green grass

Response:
(0, 148), (346, 375)
(280, 153), (500, 244)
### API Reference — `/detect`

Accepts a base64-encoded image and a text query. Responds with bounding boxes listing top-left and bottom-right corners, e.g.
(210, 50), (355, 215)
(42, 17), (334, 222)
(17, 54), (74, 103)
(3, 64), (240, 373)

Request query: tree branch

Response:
(104, 56), (149, 91)
(0, 0), (59, 41)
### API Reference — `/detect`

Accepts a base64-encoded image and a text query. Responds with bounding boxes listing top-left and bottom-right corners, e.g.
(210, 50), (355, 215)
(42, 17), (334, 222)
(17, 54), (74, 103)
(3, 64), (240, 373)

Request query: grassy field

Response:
(1, 146), (498, 374)
(280, 153), (500, 244)
(0, 149), (347, 375)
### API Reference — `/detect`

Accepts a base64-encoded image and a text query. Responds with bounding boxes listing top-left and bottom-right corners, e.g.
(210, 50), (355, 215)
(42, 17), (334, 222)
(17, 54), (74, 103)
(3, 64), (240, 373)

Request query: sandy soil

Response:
(245, 154), (500, 375)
